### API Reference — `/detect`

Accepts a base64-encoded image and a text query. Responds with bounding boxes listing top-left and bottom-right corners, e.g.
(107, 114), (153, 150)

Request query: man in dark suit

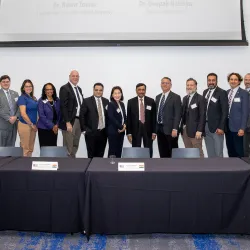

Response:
(155, 77), (182, 158)
(203, 73), (228, 157)
(80, 83), (109, 158)
(180, 78), (206, 158)
(59, 70), (84, 158)
(126, 83), (156, 157)
(243, 73), (250, 157)
(226, 72), (249, 158)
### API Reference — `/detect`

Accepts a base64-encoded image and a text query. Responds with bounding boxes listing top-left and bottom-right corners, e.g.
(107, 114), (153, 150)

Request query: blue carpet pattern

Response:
(0, 232), (249, 249)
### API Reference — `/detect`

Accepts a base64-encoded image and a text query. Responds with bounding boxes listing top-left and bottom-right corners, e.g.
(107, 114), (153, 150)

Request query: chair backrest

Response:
(172, 148), (200, 158)
(122, 147), (150, 158)
(40, 146), (68, 157)
(0, 147), (23, 157)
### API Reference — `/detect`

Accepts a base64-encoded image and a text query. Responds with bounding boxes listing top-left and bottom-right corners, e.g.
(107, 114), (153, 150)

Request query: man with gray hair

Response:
(243, 73), (250, 157)
(0, 75), (19, 146)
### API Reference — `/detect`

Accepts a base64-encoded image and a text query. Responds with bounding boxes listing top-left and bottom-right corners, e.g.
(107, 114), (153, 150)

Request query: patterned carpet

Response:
(0, 232), (249, 250)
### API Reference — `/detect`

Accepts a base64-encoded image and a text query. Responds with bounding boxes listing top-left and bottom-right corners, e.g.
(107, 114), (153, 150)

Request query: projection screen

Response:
(0, 0), (248, 46)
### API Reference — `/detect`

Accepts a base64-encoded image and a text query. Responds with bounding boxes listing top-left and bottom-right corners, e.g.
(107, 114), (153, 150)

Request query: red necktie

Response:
(140, 98), (145, 124)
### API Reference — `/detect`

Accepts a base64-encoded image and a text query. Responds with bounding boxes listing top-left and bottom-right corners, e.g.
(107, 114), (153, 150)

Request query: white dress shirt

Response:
(188, 92), (196, 105)
(94, 96), (105, 128)
(157, 91), (170, 118)
(205, 87), (216, 107)
(69, 81), (83, 117)
(118, 102), (124, 125)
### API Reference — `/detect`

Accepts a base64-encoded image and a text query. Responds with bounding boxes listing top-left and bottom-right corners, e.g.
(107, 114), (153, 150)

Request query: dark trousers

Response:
(225, 130), (244, 157)
(243, 132), (250, 157)
(132, 122), (153, 158)
(85, 129), (107, 158)
(108, 133), (124, 158)
(157, 125), (178, 158)
(38, 128), (57, 147)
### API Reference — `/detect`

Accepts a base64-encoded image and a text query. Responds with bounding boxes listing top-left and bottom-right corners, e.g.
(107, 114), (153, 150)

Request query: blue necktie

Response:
(157, 95), (165, 123)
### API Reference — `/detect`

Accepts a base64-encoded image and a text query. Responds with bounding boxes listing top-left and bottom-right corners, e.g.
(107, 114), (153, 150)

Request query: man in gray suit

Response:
(243, 73), (250, 157)
(0, 75), (19, 146)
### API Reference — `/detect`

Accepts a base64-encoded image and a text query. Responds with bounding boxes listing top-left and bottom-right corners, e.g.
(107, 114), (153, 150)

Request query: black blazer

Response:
(59, 82), (83, 130)
(126, 96), (156, 137)
(80, 95), (109, 133)
(180, 92), (206, 138)
(203, 87), (228, 133)
(107, 100), (127, 135)
(155, 91), (182, 135)
(246, 90), (250, 132)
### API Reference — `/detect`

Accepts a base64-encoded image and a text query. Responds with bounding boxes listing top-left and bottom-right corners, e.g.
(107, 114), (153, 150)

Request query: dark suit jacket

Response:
(59, 82), (83, 130)
(155, 91), (182, 135)
(107, 100), (127, 135)
(227, 87), (249, 132)
(245, 90), (250, 133)
(180, 92), (206, 138)
(203, 87), (228, 133)
(80, 95), (109, 133)
(126, 96), (156, 137)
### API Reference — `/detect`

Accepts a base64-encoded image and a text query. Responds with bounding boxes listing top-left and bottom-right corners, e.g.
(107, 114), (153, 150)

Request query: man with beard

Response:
(203, 73), (228, 157)
(180, 78), (206, 157)
(243, 73), (250, 157)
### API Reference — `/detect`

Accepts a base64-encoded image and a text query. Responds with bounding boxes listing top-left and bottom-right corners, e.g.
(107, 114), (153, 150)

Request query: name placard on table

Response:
(32, 161), (58, 171)
(118, 162), (145, 171)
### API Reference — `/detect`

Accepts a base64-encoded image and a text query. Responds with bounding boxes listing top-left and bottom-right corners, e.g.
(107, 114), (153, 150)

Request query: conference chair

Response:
(0, 146), (23, 157)
(122, 147), (150, 158)
(40, 146), (68, 157)
(172, 148), (200, 158)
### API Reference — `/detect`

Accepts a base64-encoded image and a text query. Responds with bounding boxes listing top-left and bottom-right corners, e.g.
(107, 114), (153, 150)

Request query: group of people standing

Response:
(0, 70), (249, 158)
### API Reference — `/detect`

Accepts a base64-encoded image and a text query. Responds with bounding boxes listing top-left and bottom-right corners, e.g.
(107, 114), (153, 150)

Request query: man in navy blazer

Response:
(243, 73), (250, 157)
(226, 72), (249, 157)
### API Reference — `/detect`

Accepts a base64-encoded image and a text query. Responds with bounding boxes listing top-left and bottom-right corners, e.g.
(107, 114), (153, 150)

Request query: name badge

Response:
(191, 103), (197, 109)
(234, 98), (241, 102)
(211, 97), (217, 103)
(146, 105), (152, 110)
(14, 97), (18, 102)
(105, 105), (108, 110)
(117, 108), (120, 113)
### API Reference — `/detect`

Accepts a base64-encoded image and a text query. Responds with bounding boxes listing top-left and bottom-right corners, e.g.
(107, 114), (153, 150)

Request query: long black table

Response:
(0, 157), (90, 233)
(84, 157), (250, 237)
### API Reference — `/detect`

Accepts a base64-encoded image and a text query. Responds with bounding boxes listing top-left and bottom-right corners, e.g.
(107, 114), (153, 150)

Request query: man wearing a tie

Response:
(59, 70), (84, 158)
(0, 75), (19, 146)
(155, 77), (182, 158)
(80, 83), (109, 158)
(203, 73), (228, 157)
(225, 72), (249, 158)
(126, 83), (156, 157)
(243, 73), (250, 157)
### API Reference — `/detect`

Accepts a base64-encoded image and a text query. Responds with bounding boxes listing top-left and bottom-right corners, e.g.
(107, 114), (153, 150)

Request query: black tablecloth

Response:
(84, 158), (250, 236)
(0, 157), (90, 233)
